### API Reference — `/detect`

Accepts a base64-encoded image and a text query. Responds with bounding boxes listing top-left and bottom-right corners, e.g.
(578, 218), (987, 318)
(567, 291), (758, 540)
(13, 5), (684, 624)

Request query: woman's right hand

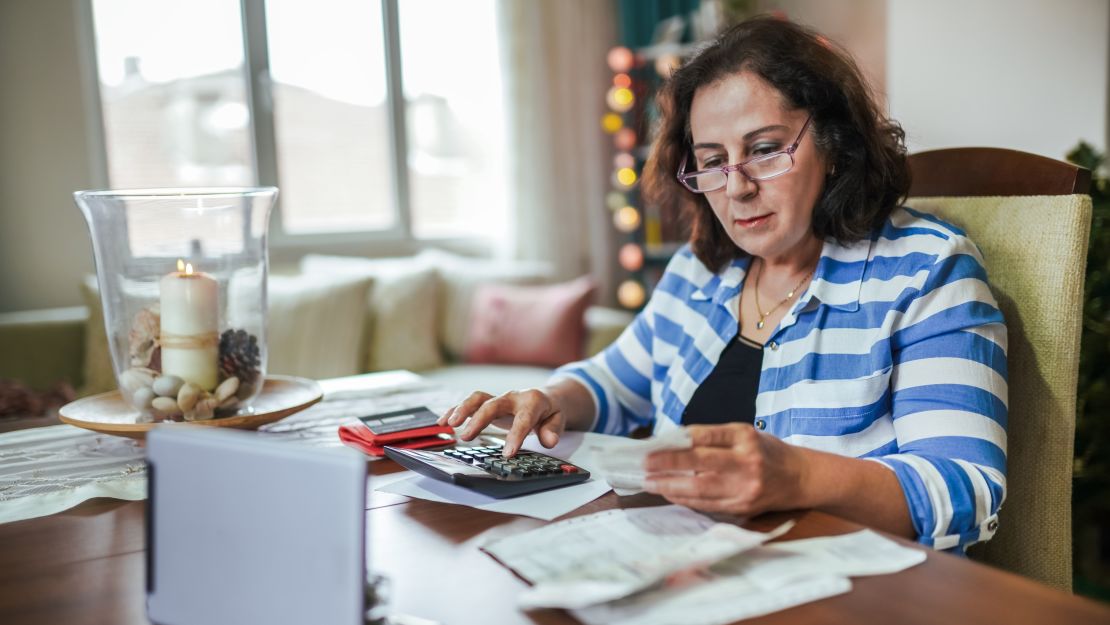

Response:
(437, 389), (566, 458)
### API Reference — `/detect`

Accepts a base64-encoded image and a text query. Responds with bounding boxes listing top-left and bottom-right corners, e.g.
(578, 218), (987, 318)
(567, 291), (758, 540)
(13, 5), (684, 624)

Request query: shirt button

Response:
(755, 419), (766, 430)
(987, 519), (999, 532)
(767, 341), (778, 351)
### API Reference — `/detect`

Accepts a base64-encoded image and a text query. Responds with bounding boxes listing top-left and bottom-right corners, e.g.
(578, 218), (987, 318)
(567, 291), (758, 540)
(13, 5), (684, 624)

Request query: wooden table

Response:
(2, 458), (1109, 625)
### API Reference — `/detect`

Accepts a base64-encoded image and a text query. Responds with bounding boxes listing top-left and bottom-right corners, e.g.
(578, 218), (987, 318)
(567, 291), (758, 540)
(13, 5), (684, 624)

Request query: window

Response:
(89, 0), (508, 244)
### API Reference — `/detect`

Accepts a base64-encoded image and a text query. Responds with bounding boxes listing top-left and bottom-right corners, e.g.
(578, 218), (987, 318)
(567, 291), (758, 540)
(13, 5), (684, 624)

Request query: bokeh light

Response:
(607, 46), (634, 73)
(614, 128), (637, 151)
(617, 280), (646, 309)
(606, 86), (635, 112)
(614, 206), (641, 232)
(618, 243), (644, 271)
(615, 167), (638, 187)
(613, 73), (632, 88)
(614, 152), (635, 170)
(601, 113), (623, 134)
(606, 192), (626, 211)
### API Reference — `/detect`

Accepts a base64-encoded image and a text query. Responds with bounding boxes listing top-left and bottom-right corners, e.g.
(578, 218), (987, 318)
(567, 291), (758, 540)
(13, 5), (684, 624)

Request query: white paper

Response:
(592, 428), (693, 494)
(570, 529), (926, 625)
(481, 505), (792, 610)
(374, 431), (613, 521)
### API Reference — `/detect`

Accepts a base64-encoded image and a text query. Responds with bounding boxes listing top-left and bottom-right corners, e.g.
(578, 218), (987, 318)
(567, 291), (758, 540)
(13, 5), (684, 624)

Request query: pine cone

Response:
(218, 329), (261, 388)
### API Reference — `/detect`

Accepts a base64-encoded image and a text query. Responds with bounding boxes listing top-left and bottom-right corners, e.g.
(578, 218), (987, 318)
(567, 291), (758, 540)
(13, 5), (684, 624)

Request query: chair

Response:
(906, 147), (1093, 592)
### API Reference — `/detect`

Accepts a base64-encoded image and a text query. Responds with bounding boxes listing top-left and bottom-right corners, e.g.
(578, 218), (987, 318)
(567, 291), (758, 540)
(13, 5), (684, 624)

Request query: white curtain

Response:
(496, 0), (618, 300)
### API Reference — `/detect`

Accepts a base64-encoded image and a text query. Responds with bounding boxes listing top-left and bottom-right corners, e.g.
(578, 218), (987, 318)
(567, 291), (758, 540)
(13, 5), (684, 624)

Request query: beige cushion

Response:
(909, 195), (1092, 591)
(79, 275), (116, 396)
(416, 248), (555, 360)
(300, 255), (444, 372)
(266, 272), (374, 379)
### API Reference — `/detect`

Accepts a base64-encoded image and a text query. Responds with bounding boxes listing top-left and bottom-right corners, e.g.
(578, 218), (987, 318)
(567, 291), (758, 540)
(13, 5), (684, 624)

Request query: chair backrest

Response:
(906, 147), (1093, 592)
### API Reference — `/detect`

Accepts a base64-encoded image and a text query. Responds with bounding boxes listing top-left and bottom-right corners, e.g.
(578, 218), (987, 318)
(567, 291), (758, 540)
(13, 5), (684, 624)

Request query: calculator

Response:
(383, 445), (591, 499)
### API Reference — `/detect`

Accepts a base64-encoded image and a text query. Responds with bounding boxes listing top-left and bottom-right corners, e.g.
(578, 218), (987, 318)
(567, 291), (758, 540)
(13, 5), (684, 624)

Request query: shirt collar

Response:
(689, 236), (872, 310)
(801, 235), (873, 312)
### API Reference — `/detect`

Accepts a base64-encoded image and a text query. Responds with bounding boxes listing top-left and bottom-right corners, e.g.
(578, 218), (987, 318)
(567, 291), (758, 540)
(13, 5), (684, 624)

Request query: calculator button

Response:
(560, 464), (578, 474)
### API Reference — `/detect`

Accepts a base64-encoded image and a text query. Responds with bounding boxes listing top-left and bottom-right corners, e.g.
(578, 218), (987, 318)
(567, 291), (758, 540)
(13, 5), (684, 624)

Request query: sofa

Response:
(0, 248), (634, 412)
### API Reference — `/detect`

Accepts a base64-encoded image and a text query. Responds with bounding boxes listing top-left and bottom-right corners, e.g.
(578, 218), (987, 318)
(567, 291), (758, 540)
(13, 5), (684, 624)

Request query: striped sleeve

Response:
(873, 233), (1008, 551)
(549, 297), (657, 436)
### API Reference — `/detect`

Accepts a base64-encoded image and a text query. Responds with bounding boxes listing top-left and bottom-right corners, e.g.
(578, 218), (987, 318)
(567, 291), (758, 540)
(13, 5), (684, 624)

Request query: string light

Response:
(606, 192), (626, 211)
(614, 128), (637, 152)
(614, 152), (635, 170)
(601, 113), (623, 134)
(613, 73), (632, 88)
(617, 280), (646, 309)
(614, 206), (641, 232)
(607, 46), (634, 73)
(606, 86), (635, 113)
(618, 243), (644, 271)
(615, 167), (638, 187)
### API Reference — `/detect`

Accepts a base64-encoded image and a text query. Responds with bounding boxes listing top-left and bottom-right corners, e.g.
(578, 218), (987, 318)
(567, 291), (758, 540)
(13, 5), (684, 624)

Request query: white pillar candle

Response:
(160, 260), (219, 391)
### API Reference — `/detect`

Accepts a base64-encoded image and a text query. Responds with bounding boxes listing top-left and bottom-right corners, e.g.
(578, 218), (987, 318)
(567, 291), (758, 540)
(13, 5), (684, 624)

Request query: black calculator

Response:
(383, 445), (591, 499)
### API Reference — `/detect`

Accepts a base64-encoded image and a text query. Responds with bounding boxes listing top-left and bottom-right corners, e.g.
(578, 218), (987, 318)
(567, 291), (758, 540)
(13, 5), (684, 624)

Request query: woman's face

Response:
(688, 71), (828, 263)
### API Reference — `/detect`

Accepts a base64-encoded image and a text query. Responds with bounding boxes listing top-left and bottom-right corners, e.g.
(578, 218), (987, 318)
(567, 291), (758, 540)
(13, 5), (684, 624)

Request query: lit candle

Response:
(160, 259), (219, 391)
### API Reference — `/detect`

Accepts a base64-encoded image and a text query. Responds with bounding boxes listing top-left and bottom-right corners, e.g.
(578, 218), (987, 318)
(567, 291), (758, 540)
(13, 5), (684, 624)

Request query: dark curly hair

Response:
(643, 16), (910, 272)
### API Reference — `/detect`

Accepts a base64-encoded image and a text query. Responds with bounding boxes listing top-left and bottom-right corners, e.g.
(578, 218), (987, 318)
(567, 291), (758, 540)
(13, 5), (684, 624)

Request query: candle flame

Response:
(176, 259), (185, 272)
(184, 262), (194, 275)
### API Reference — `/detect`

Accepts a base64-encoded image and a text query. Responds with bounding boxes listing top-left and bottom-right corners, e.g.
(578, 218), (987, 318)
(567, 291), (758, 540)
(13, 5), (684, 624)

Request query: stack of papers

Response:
(481, 505), (926, 625)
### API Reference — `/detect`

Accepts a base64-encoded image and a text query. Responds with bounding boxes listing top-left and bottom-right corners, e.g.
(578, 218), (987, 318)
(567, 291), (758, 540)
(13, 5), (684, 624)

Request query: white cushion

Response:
(300, 255), (444, 372)
(267, 273), (374, 378)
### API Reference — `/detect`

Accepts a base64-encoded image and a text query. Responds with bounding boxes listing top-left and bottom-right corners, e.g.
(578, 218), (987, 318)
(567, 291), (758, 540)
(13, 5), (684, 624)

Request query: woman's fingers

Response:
(643, 471), (734, 499)
(440, 391), (495, 428)
(500, 390), (555, 456)
(462, 394), (517, 440)
(645, 446), (739, 473)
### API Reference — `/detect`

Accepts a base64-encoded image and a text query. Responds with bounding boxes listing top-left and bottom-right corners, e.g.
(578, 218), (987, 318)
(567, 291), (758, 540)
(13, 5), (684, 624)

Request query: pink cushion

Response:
(464, 276), (596, 368)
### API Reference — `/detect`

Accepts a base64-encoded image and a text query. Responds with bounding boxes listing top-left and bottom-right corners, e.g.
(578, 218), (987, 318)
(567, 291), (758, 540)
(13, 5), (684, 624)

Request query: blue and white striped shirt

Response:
(554, 206), (1007, 551)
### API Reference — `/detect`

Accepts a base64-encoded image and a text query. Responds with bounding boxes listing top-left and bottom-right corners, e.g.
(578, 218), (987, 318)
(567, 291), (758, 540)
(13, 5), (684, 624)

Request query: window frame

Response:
(84, 0), (497, 257)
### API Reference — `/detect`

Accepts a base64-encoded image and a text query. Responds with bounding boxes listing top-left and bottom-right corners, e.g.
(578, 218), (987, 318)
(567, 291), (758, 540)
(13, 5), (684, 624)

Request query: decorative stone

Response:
(152, 396), (180, 414)
(152, 375), (184, 398)
(177, 383), (200, 412)
(119, 368), (155, 394)
(130, 387), (156, 410)
(187, 397), (218, 421)
(214, 376), (240, 403)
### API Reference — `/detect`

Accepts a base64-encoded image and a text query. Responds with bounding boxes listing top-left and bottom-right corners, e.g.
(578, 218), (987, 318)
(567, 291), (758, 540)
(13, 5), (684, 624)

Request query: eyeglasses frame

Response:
(676, 115), (814, 193)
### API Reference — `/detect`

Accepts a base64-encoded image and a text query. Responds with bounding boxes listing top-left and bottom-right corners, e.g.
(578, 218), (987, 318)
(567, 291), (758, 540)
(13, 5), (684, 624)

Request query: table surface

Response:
(2, 459), (1110, 625)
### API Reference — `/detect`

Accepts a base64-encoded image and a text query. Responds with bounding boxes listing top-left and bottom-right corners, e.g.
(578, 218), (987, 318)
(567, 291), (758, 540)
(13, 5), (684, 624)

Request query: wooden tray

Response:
(59, 375), (323, 440)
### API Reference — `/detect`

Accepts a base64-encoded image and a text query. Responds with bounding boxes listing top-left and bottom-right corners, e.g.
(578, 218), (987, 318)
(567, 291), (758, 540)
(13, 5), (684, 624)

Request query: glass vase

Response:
(74, 187), (277, 423)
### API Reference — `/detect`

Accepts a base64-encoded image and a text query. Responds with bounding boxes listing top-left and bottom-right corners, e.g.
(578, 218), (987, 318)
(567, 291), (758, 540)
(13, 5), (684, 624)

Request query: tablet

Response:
(146, 426), (367, 625)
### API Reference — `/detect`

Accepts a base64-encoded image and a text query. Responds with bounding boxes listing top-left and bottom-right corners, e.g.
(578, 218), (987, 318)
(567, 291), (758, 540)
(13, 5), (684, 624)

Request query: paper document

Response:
(481, 505), (792, 609)
(374, 431), (612, 521)
(571, 529), (925, 625)
(592, 428), (693, 494)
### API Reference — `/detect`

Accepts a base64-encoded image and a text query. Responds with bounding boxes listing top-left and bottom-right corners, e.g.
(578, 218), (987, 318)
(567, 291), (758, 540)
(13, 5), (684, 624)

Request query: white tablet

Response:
(146, 426), (367, 625)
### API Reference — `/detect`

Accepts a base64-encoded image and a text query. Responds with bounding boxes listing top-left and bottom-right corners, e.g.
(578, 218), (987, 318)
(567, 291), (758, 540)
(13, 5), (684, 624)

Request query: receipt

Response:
(481, 505), (792, 610)
(592, 428), (693, 493)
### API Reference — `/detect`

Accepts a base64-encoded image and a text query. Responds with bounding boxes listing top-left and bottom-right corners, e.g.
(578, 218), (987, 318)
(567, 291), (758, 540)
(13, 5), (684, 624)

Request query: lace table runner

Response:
(0, 373), (463, 524)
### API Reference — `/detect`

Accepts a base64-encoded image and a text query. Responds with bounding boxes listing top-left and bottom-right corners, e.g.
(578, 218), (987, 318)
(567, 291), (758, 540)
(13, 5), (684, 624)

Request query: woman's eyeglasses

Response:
(676, 116), (812, 193)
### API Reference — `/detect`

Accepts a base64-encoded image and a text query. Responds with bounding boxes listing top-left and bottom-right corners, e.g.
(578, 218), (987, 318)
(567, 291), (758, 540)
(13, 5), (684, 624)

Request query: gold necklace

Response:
(752, 259), (814, 330)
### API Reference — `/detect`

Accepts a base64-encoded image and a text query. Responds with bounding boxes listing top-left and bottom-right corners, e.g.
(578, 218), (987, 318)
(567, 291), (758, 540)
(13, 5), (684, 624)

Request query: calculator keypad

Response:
(441, 447), (580, 480)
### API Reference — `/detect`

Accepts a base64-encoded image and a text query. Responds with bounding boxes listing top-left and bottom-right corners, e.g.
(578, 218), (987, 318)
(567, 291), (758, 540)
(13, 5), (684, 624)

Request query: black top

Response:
(681, 334), (763, 425)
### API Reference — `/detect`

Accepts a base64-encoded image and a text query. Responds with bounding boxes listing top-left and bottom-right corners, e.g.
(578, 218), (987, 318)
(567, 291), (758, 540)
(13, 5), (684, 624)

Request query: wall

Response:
(887, 0), (1109, 159)
(759, 0), (888, 106)
(0, 0), (103, 313)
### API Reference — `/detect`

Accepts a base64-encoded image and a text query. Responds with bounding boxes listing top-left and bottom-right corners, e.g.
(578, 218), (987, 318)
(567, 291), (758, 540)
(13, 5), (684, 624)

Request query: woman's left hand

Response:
(643, 423), (809, 516)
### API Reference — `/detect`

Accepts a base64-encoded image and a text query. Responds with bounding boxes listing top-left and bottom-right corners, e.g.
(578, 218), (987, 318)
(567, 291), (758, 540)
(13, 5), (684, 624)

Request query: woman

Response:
(439, 17), (1007, 551)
